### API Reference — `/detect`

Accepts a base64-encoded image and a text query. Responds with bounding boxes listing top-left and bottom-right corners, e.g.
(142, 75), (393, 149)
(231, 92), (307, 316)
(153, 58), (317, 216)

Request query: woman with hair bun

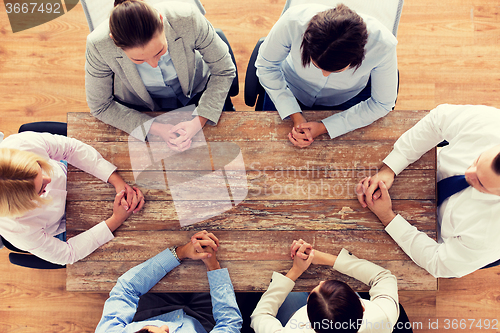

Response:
(85, 0), (236, 150)
(0, 131), (144, 265)
(251, 239), (400, 333)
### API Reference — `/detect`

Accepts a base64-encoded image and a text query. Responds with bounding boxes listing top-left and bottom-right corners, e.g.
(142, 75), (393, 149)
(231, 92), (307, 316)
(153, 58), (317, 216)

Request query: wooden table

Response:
(66, 110), (437, 292)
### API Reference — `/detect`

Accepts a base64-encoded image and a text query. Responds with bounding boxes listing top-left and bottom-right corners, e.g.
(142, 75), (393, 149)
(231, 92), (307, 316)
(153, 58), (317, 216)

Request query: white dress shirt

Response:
(251, 249), (399, 333)
(0, 132), (117, 265)
(256, 4), (398, 139)
(383, 104), (500, 278)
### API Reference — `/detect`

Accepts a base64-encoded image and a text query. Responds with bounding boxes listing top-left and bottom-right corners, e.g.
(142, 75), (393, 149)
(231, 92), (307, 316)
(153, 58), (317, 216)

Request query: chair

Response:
(80, 0), (239, 110)
(0, 121), (67, 269)
(244, 0), (404, 110)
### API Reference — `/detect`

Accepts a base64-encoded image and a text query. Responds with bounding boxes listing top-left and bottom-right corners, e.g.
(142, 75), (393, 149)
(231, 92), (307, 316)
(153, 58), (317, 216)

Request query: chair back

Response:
(81, 0), (206, 32)
(281, 0), (404, 36)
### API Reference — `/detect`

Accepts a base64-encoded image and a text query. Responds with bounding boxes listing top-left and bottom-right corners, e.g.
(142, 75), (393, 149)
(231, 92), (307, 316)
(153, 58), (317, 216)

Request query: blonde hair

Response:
(0, 148), (53, 217)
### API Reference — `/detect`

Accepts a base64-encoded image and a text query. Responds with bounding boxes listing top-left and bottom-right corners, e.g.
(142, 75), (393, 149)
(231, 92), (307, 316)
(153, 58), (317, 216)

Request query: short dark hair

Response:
(307, 280), (363, 333)
(301, 4), (368, 72)
(134, 328), (152, 333)
(110, 0), (163, 49)
(492, 152), (500, 175)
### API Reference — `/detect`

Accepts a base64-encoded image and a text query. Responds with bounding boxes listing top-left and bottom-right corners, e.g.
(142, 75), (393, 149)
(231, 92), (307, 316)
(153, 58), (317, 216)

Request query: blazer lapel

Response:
(164, 21), (194, 98)
(115, 48), (156, 109)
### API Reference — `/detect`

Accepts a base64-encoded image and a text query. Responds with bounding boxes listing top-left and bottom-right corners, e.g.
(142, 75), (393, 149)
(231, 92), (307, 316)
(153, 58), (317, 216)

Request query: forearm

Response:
(313, 250), (337, 266)
(208, 268), (242, 332)
(27, 221), (114, 265)
(321, 98), (392, 139)
(251, 272), (294, 333)
(385, 214), (464, 277)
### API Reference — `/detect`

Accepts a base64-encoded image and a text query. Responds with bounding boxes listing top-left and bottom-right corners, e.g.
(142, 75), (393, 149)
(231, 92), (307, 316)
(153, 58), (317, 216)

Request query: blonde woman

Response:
(0, 131), (144, 265)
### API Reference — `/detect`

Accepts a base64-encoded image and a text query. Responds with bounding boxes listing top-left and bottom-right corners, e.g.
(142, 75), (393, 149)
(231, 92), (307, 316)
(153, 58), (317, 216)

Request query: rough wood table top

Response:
(66, 110), (437, 292)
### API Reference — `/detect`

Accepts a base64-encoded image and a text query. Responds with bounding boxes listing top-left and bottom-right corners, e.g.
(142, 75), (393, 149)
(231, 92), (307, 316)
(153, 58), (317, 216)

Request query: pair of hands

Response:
(150, 116), (207, 152)
(286, 239), (338, 281)
(176, 230), (221, 271)
(106, 172), (145, 231)
(288, 113), (327, 148)
(355, 165), (397, 226)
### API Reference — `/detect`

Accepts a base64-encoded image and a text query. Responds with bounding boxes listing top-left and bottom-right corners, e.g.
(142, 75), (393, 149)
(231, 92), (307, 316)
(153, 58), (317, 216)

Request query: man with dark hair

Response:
(95, 231), (242, 333)
(251, 239), (399, 333)
(256, 4), (398, 148)
(357, 104), (500, 278)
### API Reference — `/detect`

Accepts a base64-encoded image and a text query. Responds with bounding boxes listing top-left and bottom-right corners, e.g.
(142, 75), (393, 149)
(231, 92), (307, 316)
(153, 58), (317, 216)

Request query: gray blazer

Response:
(85, 2), (236, 140)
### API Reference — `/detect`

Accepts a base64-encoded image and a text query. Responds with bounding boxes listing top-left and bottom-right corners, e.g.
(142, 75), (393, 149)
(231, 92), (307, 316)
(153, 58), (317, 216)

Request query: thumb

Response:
(306, 249), (315, 265)
(378, 181), (389, 198)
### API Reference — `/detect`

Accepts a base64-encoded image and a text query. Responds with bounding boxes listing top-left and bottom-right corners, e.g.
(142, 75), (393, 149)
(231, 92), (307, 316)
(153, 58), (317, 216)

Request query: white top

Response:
(256, 4), (398, 139)
(383, 104), (500, 278)
(0, 132), (117, 265)
(251, 249), (399, 333)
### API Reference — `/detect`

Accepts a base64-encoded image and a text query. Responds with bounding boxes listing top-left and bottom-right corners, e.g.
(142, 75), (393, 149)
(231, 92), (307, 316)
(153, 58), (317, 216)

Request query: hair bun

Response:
(114, 0), (130, 7)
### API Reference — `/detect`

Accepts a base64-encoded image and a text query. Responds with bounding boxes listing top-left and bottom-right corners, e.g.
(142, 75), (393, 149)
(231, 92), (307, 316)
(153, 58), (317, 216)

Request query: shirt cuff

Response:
(385, 214), (415, 241)
(98, 161), (117, 183)
(270, 271), (295, 291)
(208, 268), (232, 289)
(333, 248), (357, 273)
(382, 150), (409, 176)
(156, 248), (183, 273)
(89, 221), (115, 246)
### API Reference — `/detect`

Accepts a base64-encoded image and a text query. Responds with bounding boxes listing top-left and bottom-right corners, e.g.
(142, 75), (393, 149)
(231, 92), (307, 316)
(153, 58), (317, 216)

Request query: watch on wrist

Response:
(169, 246), (182, 263)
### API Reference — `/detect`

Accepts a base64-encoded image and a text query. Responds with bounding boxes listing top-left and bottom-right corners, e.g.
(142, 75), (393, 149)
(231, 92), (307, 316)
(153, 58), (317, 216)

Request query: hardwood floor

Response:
(0, 0), (499, 332)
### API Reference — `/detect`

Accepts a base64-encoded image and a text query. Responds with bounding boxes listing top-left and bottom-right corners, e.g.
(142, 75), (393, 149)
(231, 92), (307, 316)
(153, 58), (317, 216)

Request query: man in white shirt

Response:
(256, 4), (398, 148)
(356, 104), (500, 278)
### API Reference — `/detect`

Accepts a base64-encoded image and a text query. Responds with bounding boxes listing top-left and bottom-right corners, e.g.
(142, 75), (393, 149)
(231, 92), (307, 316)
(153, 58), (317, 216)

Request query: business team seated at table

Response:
(1, 1), (499, 332)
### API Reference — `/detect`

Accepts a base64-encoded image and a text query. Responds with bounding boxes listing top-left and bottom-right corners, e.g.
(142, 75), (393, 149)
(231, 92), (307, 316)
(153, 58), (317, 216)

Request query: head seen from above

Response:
(135, 325), (169, 333)
(307, 280), (364, 333)
(110, 0), (167, 68)
(0, 148), (53, 217)
(465, 144), (500, 196)
(301, 4), (368, 75)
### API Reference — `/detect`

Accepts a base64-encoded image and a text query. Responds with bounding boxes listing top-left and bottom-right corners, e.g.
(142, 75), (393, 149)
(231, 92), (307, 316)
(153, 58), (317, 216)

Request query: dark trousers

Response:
(133, 293), (216, 332)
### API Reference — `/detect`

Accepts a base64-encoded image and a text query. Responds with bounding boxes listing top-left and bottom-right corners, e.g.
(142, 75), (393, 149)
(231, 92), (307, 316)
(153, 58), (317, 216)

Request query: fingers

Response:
(306, 249), (315, 265)
(372, 189), (382, 201)
(288, 132), (312, 148)
(356, 177), (369, 208)
(291, 126), (308, 140)
(125, 184), (134, 208)
(378, 181), (390, 199)
(132, 187), (145, 213)
(114, 190), (126, 205)
(296, 124), (314, 142)
(193, 239), (218, 252)
(191, 231), (220, 249)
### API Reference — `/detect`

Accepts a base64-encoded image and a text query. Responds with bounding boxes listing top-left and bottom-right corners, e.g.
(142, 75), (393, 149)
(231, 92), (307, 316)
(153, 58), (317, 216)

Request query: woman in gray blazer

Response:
(85, 0), (236, 150)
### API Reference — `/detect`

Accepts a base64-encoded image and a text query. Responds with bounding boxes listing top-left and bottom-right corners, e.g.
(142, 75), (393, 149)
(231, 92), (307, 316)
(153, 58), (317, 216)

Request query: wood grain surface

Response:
(66, 110), (437, 292)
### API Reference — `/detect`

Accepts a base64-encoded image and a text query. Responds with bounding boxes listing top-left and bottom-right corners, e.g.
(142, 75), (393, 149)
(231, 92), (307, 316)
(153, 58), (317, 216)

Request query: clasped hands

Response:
(355, 165), (397, 226)
(288, 113), (327, 148)
(176, 230), (221, 271)
(150, 116), (207, 152)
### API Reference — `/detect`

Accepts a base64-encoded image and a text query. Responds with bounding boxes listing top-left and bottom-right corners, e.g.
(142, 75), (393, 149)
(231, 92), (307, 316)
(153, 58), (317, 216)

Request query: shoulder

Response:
(361, 14), (398, 49)
(155, 2), (200, 23)
(87, 19), (117, 52)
